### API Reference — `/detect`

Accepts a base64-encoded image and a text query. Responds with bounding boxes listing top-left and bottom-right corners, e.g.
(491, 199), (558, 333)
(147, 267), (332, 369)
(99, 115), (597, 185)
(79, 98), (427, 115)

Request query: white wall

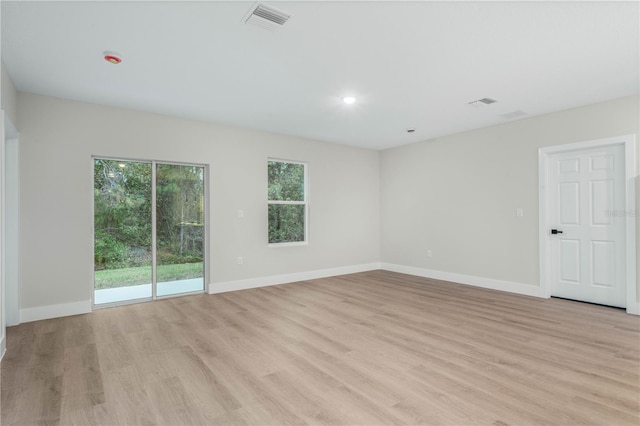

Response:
(380, 95), (640, 303)
(1, 60), (20, 357)
(1, 61), (18, 125)
(4, 136), (19, 326)
(1, 113), (5, 358)
(12, 91), (640, 321)
(17, 93), (380, 317)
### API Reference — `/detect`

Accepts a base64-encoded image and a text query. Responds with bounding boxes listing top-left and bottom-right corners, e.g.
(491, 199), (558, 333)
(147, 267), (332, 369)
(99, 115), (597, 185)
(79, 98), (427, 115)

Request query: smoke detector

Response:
(245, 3), (291, 31)
(103, 51), (122, 64)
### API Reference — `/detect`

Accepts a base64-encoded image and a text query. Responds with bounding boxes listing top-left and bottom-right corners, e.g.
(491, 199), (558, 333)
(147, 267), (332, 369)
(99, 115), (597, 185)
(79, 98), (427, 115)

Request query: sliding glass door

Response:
(93, 158), (206, 306)
(156, 164), (205, 297)
(94, 159), (153, 304)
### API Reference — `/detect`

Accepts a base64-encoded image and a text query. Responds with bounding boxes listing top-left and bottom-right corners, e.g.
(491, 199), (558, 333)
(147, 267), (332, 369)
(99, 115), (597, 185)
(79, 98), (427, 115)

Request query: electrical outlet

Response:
(237, 256), (243, 265)
(238, 209), (244, 218)
(516, 208), (524, 217)
(427, 250), (432, 258)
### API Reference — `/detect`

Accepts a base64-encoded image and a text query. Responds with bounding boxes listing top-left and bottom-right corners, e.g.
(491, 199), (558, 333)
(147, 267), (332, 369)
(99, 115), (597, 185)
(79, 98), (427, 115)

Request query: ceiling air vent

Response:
(501, 110), (528, 120)
(245, 3), (291, 31)
(468, 97), (498, 108)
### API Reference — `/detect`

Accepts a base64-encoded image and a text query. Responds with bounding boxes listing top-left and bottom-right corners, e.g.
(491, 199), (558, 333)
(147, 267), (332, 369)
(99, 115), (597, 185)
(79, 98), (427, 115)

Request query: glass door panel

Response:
(94, 159), (152, 305)
(155, 164), (205, 297)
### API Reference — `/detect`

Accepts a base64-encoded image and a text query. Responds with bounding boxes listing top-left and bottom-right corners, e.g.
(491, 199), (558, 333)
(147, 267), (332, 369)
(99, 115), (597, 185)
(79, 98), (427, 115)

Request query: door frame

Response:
(2, 112), (20, 359)
(91, 156), (210, 309)
(538, 135), (637, 314)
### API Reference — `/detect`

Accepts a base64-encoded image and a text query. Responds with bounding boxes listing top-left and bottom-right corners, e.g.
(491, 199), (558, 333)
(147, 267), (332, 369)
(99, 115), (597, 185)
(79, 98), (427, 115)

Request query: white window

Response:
(268, 159), (308, 245)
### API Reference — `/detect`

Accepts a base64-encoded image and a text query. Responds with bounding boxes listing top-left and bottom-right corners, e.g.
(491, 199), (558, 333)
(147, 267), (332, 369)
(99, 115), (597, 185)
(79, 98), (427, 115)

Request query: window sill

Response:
(268, 241), (308, 248)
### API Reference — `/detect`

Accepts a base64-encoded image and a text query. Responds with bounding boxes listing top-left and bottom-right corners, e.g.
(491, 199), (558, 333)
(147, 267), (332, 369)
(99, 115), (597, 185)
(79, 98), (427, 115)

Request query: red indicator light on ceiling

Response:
(103, 52), (122, 64)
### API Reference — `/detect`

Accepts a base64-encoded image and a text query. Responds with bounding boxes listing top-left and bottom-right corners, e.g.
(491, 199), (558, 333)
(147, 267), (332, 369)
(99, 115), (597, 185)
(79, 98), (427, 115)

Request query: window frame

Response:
(267, 158), (309, 247)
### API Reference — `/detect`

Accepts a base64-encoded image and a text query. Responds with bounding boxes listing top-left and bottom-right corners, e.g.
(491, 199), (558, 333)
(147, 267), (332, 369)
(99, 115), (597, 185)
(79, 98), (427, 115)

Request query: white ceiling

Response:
(2, 1), (638, 150)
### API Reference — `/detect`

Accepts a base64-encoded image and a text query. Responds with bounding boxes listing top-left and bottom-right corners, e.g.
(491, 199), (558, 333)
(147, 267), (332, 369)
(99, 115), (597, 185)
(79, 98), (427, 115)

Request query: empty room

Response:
(1, 1), (639, 425)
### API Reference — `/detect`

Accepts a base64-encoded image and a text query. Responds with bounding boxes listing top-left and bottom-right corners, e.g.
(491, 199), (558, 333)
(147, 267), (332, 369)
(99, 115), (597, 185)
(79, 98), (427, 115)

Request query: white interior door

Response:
(548, 144), (626, 307)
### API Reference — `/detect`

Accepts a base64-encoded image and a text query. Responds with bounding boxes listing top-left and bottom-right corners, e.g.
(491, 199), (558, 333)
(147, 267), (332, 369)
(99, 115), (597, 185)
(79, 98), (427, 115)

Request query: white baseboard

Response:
(209, 263), (381, 294)
(10, 266), (636, 325)
(1, 335), (6, 362)
(380, 263), (545, 298)
(626, 301), (640, 315)
(20, 300), (92, 323)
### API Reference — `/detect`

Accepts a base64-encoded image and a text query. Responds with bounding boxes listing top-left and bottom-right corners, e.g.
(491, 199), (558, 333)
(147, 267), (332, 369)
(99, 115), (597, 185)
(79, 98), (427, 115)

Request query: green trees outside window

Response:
(94, 159), (152, 272)
(156, 164), (205, 285)
(268, 160), (307, 244)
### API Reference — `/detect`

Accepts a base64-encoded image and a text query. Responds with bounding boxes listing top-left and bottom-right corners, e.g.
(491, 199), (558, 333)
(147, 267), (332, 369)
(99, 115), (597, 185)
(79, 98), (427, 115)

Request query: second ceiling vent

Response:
(245, 3), (291, 31)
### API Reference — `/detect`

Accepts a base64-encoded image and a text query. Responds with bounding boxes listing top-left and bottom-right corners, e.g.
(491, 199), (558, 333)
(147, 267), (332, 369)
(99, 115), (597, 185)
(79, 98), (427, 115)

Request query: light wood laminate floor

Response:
(2, 270), (639, 425)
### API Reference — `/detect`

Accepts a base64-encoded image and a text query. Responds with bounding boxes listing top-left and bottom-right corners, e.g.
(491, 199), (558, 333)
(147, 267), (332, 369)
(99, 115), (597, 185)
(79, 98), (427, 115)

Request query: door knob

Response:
(551, 229), (563, 234)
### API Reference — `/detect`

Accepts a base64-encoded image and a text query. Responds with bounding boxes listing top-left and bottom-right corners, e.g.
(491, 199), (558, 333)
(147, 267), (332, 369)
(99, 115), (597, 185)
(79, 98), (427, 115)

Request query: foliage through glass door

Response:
(156, 163), (205, 297)
(93, 158), (205, 305)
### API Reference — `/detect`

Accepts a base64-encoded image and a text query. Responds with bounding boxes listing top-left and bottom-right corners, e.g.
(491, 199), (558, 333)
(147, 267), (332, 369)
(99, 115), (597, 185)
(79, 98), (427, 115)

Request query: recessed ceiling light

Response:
(342, 96), (356, 105)
(103, 51), (122, 65)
